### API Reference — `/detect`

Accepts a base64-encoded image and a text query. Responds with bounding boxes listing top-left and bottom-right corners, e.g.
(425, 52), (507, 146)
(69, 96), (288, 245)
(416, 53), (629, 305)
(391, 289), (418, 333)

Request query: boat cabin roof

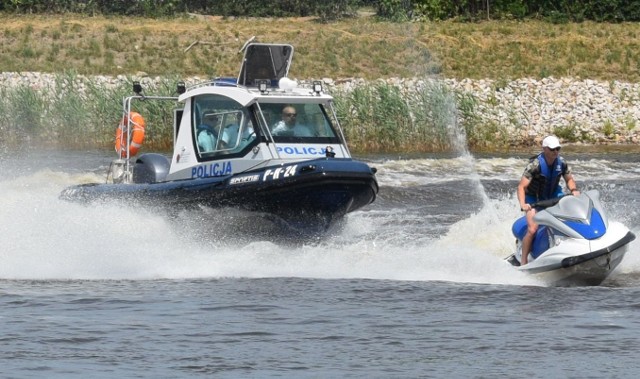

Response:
(178, 85), (334, 106)
(178, 42), (332, 106)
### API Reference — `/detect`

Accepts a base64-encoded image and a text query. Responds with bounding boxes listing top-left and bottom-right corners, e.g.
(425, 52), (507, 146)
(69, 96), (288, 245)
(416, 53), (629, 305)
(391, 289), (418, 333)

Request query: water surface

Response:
(1, 148), (639, 378)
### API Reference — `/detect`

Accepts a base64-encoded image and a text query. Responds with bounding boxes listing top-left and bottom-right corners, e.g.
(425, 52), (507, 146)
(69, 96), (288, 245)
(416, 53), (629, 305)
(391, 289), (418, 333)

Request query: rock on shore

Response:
(450, 77), (640, 145)
(2, 72), (639, 145)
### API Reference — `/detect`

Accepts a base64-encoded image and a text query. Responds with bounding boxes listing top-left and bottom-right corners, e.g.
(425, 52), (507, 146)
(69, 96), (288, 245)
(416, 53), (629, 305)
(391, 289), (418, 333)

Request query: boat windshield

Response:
(259, 102), (340, 143)
(192, 94), (257, 158)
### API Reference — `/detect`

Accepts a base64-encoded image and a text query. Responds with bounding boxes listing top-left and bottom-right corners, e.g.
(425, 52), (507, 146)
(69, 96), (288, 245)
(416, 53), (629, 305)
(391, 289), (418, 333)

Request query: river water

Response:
(1, 148), (640, 378)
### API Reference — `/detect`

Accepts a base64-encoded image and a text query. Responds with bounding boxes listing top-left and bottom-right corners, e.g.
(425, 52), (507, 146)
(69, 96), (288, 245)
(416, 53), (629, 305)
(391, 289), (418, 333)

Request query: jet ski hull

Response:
(506, 191), (636, 286)
(508, 228), (634, 286)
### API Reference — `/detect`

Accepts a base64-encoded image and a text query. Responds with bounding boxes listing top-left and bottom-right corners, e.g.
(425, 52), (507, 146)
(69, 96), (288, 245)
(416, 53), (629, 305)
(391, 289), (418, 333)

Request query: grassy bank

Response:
(1, 14), (640, 153)
(2, 14), (640, 81)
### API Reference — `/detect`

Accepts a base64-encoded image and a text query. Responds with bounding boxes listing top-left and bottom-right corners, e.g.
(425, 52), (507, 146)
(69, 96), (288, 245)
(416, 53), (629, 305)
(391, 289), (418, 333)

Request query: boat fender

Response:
(115, 112), (146, 158)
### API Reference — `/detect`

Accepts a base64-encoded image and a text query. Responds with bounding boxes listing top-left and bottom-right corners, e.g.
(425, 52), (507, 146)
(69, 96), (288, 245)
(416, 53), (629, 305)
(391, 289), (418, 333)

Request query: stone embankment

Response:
(329, 76), (640, 145)
(2, 72), (640, 145)
(457, 77), (640, 145)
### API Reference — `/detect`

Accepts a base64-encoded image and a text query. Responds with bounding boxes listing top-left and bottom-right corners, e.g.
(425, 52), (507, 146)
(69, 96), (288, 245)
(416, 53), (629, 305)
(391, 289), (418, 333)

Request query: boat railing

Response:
(113, 85), (181, 183)
(185, 78), (243, 93)
(185, 77), (324, 96)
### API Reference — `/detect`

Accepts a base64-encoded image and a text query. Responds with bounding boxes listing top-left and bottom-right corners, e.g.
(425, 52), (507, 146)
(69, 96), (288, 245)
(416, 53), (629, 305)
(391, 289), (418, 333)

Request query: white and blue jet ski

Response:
(506, 190), (635, 286)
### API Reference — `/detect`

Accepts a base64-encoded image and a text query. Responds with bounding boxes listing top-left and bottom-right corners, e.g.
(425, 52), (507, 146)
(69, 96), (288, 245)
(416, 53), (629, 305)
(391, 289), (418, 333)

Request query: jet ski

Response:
(505, 190), (635, 286)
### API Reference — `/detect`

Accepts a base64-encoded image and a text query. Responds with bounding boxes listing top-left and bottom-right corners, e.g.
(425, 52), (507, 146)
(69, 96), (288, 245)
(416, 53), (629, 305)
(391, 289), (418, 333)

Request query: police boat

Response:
(505, 190), (635, 286)
(60, 43), (379, 237)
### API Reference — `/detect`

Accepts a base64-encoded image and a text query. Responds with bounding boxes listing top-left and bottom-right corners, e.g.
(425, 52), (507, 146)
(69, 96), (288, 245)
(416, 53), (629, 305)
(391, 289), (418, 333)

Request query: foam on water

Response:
(0, 168), (539, 286)
(2, 146), (638, 287)
(374, 155), (640, 185)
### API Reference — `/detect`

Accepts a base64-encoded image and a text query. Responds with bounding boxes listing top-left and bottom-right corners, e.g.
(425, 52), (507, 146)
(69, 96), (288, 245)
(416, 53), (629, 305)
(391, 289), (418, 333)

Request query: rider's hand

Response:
(521, 204), (532, 212)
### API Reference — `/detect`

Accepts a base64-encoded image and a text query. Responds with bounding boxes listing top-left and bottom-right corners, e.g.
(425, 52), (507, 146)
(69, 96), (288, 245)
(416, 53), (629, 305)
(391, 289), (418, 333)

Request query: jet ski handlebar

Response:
(532, 197), (562, 209)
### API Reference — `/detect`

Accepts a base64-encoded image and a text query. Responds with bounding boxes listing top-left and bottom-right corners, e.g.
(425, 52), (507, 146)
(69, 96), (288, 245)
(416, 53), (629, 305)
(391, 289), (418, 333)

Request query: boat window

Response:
(259, 103), (340, 143)
(192, 94), (257, 159)
(238, 44), (293, 87)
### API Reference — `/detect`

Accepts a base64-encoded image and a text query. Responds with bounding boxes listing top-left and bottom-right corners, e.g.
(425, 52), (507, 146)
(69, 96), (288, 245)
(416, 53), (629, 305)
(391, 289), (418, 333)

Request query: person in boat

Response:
(222, 121), (255, 150)
(517, 135), (580, 265)
(271, 105), (313, 137)
(219, 112), (255, 151)
(197, 113), (220, 152)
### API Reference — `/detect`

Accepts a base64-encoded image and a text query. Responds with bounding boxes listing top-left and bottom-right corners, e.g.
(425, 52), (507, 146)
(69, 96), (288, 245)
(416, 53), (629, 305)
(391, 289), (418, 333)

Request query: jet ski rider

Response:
(517, 135), (580, 265)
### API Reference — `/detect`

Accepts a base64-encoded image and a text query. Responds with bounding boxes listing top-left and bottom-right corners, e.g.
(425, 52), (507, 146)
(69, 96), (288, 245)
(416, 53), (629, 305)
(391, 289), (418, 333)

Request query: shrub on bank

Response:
(0, 0), (361, 21)
(2, 1), (639, 22)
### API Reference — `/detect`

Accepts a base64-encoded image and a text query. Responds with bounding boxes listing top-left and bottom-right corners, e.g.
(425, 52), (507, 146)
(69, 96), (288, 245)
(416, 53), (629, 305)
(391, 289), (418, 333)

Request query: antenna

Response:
(239, 36), (256, 53)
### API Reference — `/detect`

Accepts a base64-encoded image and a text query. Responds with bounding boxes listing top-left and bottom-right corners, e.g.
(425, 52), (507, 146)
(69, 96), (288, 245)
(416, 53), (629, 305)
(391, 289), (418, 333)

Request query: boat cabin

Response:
(116, 43), (351, 184)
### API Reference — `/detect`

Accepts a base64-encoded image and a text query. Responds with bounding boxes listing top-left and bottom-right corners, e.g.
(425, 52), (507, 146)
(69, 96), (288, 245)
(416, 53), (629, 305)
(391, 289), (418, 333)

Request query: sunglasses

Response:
(284, 113), (297, 117)
(549, 147), (561, 152)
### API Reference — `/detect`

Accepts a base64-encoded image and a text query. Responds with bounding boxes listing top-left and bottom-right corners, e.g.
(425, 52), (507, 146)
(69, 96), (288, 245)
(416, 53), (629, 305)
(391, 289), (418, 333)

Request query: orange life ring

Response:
(115, 112), (146, 158)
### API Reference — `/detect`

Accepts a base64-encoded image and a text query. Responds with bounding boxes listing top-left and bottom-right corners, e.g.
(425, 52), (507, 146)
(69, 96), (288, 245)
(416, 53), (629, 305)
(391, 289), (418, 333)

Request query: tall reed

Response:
(0, 84), (48, 146)
(0, 73), (182, 151)
(332, 80), (482, 152)
(0, 74), (487, 153)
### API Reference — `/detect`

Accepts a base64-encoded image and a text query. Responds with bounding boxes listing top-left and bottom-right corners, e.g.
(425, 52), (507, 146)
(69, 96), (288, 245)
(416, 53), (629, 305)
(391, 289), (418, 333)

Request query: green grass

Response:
(1, 14), (640, 81)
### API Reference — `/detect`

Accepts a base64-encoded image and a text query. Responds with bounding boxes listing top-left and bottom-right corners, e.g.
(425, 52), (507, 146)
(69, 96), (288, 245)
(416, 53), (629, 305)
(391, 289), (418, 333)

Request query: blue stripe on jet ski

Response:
(564, 209), (607, 240)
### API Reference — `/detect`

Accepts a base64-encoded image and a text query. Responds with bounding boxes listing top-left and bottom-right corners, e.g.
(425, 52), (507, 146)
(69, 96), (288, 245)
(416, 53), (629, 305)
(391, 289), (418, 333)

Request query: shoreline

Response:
(2, 72), (640, 150)
(328, 76), (640, 147)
